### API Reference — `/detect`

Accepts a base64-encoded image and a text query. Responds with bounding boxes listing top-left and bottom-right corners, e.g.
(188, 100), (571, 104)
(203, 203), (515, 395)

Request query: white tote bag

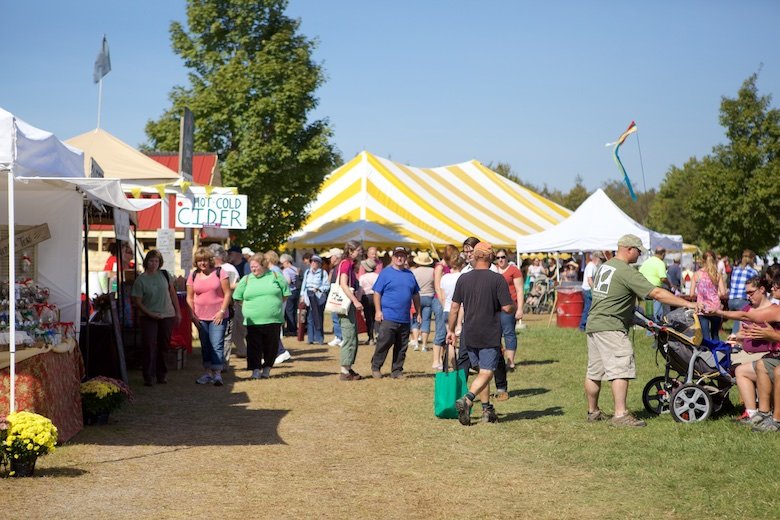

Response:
(325, 283), (352, 315)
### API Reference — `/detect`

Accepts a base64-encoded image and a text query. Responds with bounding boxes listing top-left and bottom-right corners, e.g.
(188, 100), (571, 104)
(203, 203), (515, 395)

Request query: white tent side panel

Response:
(0, 186), (83, 327)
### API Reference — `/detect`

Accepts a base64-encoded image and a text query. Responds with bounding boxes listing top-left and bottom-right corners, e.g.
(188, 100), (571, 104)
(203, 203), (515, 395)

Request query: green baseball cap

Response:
(617, 234), (646, 253)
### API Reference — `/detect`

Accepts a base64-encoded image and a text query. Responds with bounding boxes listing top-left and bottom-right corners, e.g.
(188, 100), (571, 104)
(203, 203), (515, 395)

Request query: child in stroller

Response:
(524, 275), (553, 314)
(634, 307), (736, 422)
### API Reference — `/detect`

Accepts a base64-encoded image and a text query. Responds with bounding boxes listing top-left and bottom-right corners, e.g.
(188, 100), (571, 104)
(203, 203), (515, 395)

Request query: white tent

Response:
(515, 188), (683, 253)
(1, 107), (156, 412)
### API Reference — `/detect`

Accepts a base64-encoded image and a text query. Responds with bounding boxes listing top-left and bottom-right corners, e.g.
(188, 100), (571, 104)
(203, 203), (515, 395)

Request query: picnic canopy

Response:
(515, 188), (683, 253)
(288, 151), (571, 249)
(66, 128), (181, 183)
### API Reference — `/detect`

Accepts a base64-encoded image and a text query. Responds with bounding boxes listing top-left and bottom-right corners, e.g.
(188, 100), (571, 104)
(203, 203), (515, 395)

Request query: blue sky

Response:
(2, 1), (778, 193)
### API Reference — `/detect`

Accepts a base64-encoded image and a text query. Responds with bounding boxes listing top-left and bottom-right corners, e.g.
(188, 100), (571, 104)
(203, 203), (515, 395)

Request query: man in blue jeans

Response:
(371, 247), (421, 379)
(448, 242), (514, 425)
(728, 249), (758, 334)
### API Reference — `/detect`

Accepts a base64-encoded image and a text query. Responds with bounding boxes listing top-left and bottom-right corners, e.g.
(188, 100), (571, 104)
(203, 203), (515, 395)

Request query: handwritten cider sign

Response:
(175, 193), (247, 229)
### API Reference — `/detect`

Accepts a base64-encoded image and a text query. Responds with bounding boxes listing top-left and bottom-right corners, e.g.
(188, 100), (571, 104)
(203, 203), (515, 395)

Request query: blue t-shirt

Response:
(373, 266), (420, 324)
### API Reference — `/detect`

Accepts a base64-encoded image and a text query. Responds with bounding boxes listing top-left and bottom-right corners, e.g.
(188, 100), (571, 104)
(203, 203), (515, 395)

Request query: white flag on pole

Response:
(93, 35), (111, 84)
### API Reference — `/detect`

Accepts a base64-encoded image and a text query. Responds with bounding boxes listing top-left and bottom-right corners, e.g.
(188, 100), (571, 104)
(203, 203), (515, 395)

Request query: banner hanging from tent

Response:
(175, 193), (247, 229)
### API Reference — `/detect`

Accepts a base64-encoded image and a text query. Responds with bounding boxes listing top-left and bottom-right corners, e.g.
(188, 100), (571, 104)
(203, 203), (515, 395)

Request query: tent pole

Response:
(8, 170), (16, 412)
(82, 203), (90, 375)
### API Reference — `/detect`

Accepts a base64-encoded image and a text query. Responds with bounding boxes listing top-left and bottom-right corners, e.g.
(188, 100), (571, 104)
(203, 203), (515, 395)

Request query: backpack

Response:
(191, 266), (234, 319)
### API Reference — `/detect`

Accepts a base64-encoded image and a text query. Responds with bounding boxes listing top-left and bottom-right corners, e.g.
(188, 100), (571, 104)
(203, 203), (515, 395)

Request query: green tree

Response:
(561, 175), (590, 211)
(647, 160), (700, 244)
(144, 0), (337, 249)
(686, 73), (780, 258)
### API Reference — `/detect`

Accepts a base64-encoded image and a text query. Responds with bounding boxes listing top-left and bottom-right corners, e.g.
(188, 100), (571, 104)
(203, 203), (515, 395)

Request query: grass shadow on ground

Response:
(286, 355), (330, 363)
(500, 406), (565, 422)
(508, 387), (549, 398)
(271, 370), (333, 378)
(28, 467), (89, 478)
(518, 359), (558, 366)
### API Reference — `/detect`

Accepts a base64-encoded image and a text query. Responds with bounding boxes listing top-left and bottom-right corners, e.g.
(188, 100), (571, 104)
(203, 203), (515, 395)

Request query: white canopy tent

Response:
(1, 107), (157, 412)
(515, 188), (683, 253)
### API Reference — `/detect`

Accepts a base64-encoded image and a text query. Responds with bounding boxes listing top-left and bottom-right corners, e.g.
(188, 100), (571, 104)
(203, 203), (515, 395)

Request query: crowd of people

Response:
(127, 236), (780, 431)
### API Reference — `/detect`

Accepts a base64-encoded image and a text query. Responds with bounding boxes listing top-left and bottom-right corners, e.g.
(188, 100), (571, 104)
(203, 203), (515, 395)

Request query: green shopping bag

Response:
(434, 349), (468, 419)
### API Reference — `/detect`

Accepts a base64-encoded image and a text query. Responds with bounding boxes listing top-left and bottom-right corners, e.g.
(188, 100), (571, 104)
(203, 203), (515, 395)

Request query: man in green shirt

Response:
(585, 234), (701, 427)
(639, 246), (670, 322)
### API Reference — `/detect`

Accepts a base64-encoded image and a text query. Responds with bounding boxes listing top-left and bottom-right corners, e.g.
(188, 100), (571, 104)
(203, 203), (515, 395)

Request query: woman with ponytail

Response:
(691, 250), (728, 340)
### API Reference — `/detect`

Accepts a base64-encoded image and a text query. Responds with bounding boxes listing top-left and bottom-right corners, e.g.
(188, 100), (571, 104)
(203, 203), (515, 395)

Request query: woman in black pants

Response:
(232, 254), (291, 379)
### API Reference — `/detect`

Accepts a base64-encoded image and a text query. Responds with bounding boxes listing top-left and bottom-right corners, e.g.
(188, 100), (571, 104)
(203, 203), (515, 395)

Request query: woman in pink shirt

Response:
(690, 250), (727, 341)
(186, 247), (232, 386)
(337, 240), (364, 381)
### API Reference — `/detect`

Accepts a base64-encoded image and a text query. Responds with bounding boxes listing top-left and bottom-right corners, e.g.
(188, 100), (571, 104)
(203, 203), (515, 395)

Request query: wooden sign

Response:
(0, 223), (51, 257)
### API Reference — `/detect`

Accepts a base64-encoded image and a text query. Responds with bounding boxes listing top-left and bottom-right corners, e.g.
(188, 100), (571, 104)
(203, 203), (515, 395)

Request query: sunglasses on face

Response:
(495, 255), (507, 259)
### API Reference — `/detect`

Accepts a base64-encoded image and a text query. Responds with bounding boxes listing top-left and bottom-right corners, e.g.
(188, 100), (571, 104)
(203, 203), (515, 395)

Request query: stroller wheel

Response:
(642, 376), (678, 415)
(670, 383), (713, 423)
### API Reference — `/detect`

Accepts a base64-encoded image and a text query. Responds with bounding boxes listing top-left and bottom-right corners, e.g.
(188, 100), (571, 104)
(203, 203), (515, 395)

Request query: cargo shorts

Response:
(586, 330), (636, 381)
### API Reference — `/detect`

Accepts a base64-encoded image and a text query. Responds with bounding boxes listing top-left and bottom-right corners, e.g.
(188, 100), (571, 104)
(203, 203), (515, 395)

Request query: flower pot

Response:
(83, 412), (110, 426)
(10, 457), (36, 477)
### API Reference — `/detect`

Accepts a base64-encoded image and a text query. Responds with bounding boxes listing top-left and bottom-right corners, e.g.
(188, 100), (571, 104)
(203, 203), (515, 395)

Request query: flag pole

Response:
(634, 126), (648, 195)
(94, 34), (110, 129)
(97, 78), (103, 129)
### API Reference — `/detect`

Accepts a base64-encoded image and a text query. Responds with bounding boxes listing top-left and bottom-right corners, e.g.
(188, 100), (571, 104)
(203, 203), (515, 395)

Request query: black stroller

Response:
(634, 307), (735, 423)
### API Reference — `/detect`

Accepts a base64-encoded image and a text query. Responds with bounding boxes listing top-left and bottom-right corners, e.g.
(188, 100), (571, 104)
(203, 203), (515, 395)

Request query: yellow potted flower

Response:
(80, 376), (133, 425)
(0, 411), (58, 477)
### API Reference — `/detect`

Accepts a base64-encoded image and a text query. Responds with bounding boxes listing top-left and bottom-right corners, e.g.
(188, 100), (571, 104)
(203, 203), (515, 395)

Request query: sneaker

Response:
(251, 369), (262, 380)
(610, 413), (646, 427)
(481, 407), (498, 424)
(348, 369), (362, 380)
(749, 411), (771, 426)
(196, 374), (213, 385)
(391, 371), (406, 380)
(586, 409), (611, 422)
(752, 418), (780, 432)
(735, 410), (750, 423)
(261, 367), (271, 379)
(213, 374), (224, 387)
(455, 397), (472, 426)
(339, 372), (361, 381)
(411, 342), (419, 351)
(494, 390), (509, 402)
(275, 350), (292, 364)
(328, 337), (341, 346)
(421, 346), (428, 352)
(371, 370), (383, 379)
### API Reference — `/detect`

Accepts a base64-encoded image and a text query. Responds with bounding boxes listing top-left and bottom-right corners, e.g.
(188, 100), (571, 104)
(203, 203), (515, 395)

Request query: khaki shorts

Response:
(761, 357), (780, 384)
(731, 350), (766, 366)
(587, 330), (636, 381)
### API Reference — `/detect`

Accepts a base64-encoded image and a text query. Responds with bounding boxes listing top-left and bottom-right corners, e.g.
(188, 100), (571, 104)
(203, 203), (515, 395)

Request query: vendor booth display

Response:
(1, 107), (155, 441)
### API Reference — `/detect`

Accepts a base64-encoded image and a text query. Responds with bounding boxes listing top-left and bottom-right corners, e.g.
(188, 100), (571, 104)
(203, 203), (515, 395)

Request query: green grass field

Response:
(3, 320), (779, 519)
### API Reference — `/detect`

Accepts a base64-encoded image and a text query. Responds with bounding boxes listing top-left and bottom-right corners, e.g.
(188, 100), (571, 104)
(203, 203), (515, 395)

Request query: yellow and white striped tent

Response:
(288, 151), (571, 249)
